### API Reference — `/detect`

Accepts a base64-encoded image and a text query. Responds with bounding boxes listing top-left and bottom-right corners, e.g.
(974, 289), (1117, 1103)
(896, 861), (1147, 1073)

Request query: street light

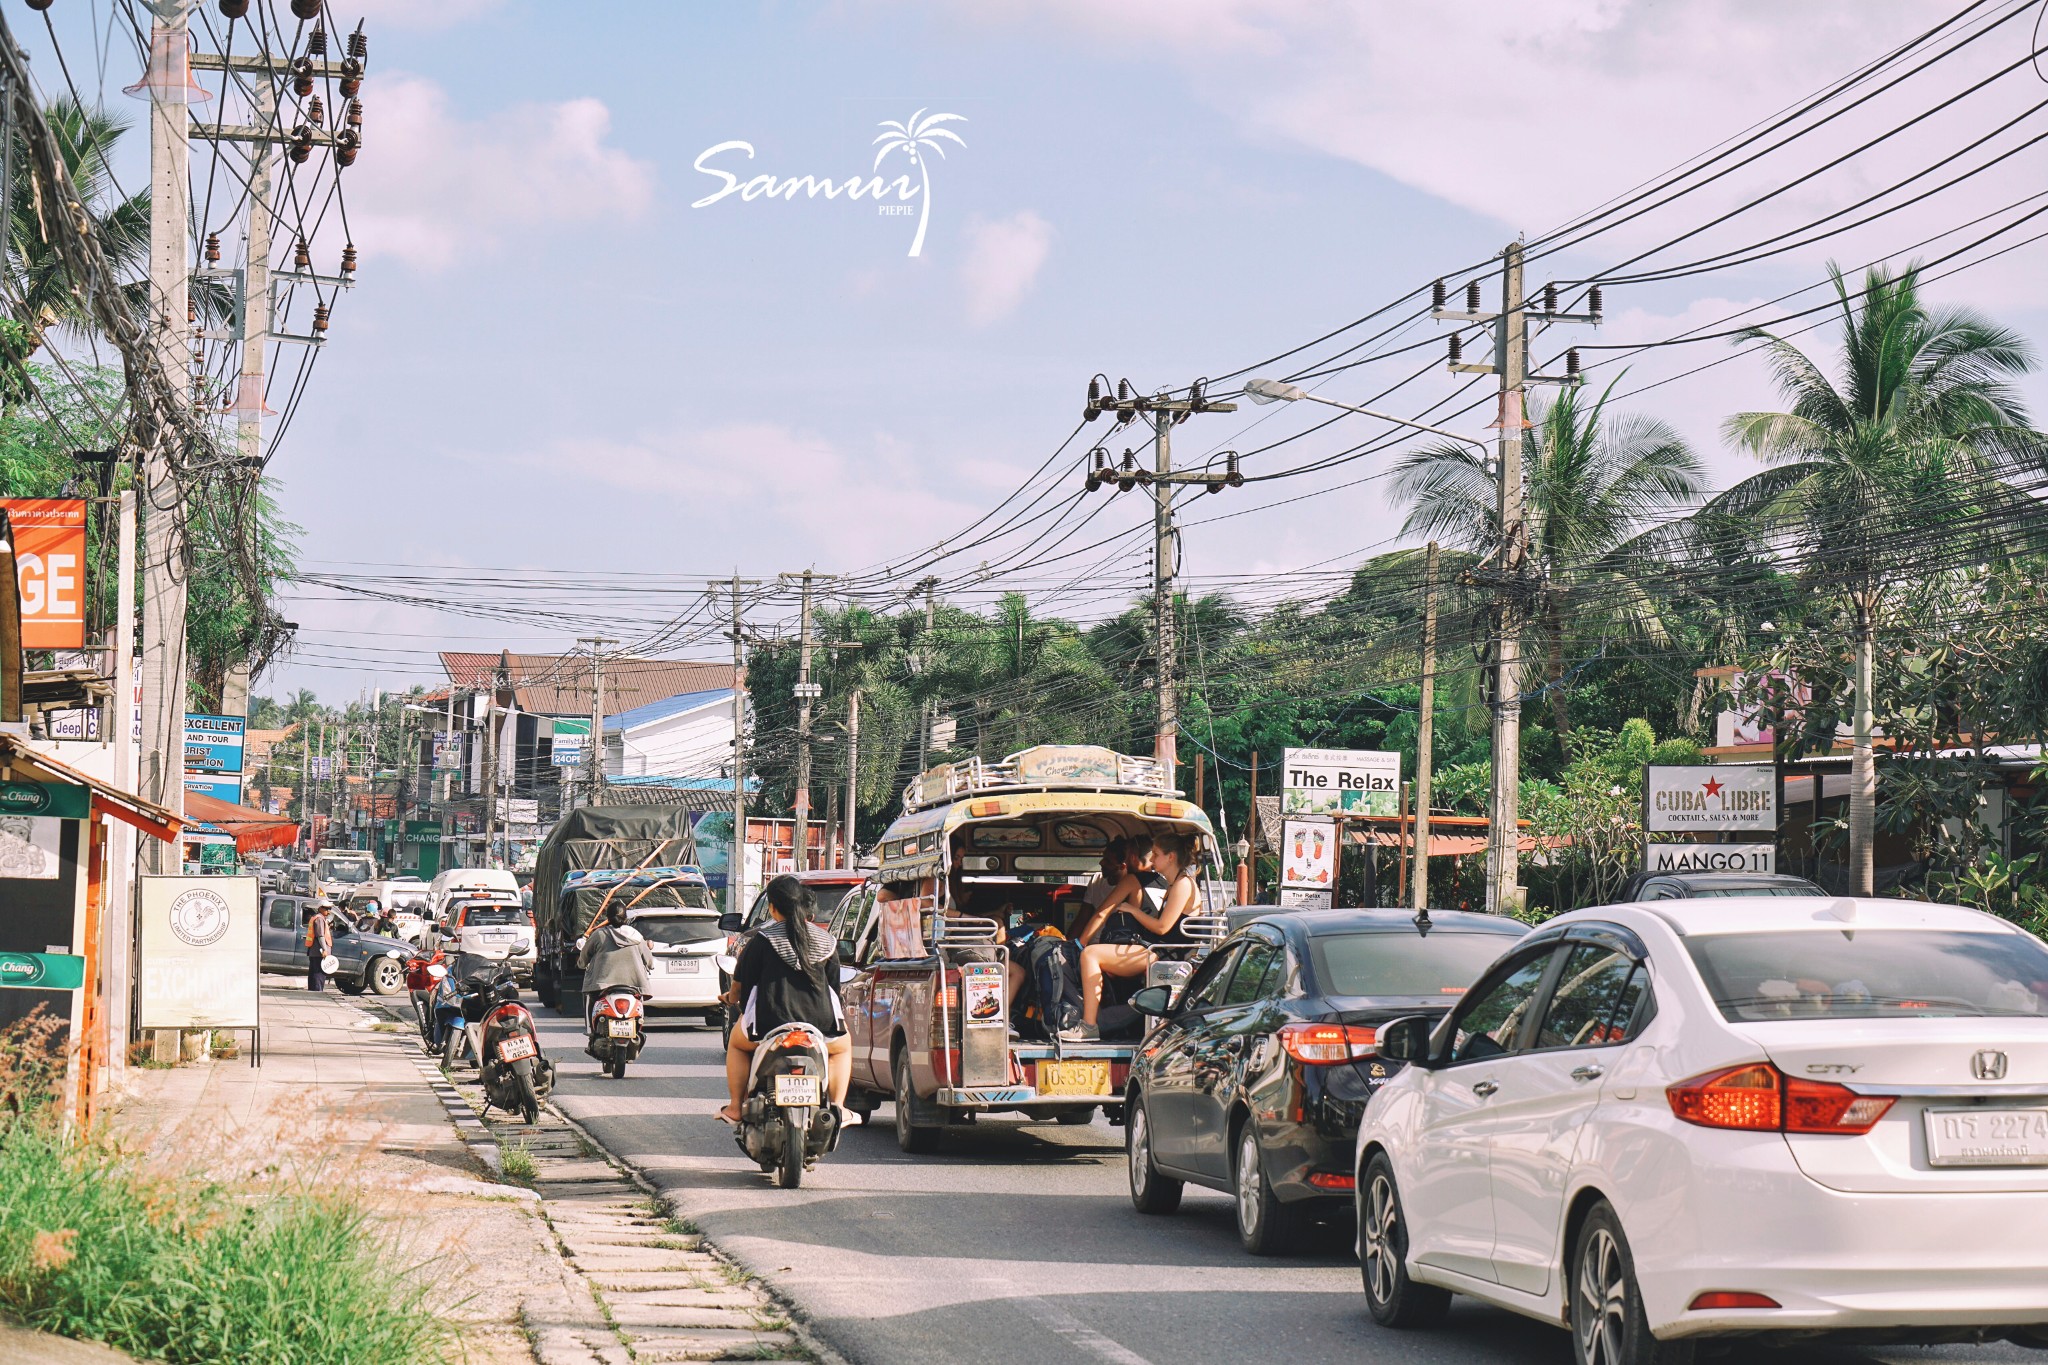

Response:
(1244, 377), (1491, 456)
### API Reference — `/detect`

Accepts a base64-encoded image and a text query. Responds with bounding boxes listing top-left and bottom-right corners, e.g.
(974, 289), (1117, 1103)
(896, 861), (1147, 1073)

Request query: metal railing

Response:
(903, 750), (1175, 811)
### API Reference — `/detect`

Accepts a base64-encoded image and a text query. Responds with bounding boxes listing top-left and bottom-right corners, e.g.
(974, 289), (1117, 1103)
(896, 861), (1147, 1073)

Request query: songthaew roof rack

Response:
(901, 744), (1178, 813)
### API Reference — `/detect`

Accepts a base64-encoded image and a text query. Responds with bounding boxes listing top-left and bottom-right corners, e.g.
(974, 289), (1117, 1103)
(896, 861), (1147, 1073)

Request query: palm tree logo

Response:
(873, 110), (966, 258)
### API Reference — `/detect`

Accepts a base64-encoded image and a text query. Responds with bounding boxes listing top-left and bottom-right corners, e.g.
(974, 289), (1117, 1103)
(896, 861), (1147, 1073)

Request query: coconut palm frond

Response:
(919, 127), (967, 150)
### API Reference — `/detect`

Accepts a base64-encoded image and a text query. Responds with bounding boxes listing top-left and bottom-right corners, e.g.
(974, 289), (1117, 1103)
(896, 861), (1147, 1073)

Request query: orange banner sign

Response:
(1, 499), (87, 649)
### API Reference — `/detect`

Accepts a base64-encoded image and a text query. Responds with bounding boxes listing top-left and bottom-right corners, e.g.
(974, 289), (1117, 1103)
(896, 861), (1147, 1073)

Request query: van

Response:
(428, 867), (521, 920)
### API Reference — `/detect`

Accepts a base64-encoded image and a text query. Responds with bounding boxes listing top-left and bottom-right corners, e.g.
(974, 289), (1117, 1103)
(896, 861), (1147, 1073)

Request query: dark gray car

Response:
(259, 894), (415, 995)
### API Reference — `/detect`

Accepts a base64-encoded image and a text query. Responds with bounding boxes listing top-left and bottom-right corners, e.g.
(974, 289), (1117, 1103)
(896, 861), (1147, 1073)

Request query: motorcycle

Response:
(587, 985), (645, 1079)
(406, 952), (448, 1053)
(443, 967), (555, 1123)
(732, 1019), (841, 1188)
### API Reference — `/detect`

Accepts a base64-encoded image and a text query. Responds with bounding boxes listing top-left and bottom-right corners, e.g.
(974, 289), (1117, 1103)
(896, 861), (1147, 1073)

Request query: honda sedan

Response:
(1123, 908), (1528, 1255)
(1354, 897), (2048, 1363)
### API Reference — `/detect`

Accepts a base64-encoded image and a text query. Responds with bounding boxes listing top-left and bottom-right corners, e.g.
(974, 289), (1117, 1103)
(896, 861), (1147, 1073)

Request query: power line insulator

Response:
(1566, 347), (1581, 378)
(1588, 285), (1603, 319)
(1084, 376), (1103, 421)
(1224, 451), (1243, 488)
(339, 58), (363, 98)
(346, 98), (362, 129)
(291, 0), (324, 20)
(1542, 282), (1557, 313)
(290, 56), (315, 98)
(340, 244), (357, 275)
(1465, 280), (1482, 312)
(334, 129), (359, 167)
(312, 305), (331, 334)
(1447, 334), (1462, 364)
(219, 0), (249, 16)
(289, 127), (314, 163)
(347, 25), (367, 59)
(204, 232), (220, 264)
(308, 23), (327, 56)
(24, 0), (52, 11)
(186, 298), (197, 324)
(306, 96), (325, 127)
(1431, 278), (1445, 310)
(294, 237), (311, 270)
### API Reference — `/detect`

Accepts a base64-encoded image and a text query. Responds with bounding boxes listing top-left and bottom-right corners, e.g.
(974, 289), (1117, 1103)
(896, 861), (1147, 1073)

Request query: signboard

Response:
(184, 774), (244, 804)
(550, 719), (588, 768)
(0, 817), (62, 879)
(495, 797), (539, 824)
(404, 820), (442, 844)
(1279, 816), (1337, 892)
(1644, 765), (1778, 833)
(0, 951), (85, 991)
(137, 876), (260, 1029)
(0, 780), (90, 819)
(1282, 747), (1400, 817)
(1645, 842), (1778, 875)
(960, 960), (1006, 1029)
(1, 498), (85, 648)
(1278, 888), (1334, 910)
(308, 755), (334, 781)
(184, 713), (247, 774)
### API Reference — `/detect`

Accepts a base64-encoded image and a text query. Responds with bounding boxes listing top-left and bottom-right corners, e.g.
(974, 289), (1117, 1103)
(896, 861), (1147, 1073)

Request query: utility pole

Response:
(578, 635), (616, 805)
(844, 688), (860, 868)
(1079, 378), (1239, 783)
(790, 570), (819, 873)
(479, 690), (496, 868)
(137, 0), (195, 870)
(915, 576), (938, 775)
(721, 575), (761, 917)
(1413, 542), (1439, 915)
(105, 490), (137, 1087)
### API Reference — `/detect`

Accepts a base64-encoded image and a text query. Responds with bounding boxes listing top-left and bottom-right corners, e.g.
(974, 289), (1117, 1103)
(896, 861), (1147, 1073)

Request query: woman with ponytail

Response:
(718, 875), (852, 1124)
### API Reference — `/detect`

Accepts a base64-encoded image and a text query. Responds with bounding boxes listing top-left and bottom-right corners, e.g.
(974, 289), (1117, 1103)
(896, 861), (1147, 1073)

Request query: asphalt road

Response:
(533, 1007), (2036, 1365)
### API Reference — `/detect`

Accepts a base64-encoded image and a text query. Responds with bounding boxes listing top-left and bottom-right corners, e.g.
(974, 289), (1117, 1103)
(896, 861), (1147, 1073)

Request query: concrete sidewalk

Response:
(112, 982), (576, 1365)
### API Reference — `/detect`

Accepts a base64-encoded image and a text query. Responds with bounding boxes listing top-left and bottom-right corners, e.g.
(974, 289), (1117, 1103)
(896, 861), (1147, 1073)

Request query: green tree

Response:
(1715, 263), (2047, 894)
(1390, 379), (1704, 741)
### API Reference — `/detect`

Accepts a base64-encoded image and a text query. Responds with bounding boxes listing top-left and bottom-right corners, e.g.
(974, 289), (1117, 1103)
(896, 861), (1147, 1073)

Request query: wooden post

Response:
(1246, 750), (1260, 901)
(1397, 780), (1411, 903)
(1193, 752), (1205, 809)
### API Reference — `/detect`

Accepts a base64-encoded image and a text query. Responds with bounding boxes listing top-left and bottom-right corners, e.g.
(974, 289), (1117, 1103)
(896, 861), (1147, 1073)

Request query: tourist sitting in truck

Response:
(717, 875), (851, 1125)
(1070, 833), (1197, 1042)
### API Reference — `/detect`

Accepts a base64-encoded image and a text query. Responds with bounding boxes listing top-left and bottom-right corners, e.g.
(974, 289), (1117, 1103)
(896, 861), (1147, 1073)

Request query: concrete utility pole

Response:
(1413, 541), (1439, 915)
(104, 491), (138, 1087)
(479, 692), (496, 868)
(578, 636), (615, 804)
(844, 688), (860, 869)
(791, 570), (818, 874)
(232, 78), (275, 474)
(724, 575), (756, 917)
(1488, 243), (1529, 918)
(1152, 408), (1178, 778)
(138, 0), (195, 869)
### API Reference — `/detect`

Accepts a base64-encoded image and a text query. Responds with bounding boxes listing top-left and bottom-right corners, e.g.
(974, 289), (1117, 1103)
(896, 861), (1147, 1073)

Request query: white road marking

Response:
(980, 1281), (1157, 1365)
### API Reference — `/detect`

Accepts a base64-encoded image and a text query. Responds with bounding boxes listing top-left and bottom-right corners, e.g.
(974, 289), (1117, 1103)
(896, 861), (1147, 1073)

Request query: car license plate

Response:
(607, 1019), (636, 1038)
(775, 1074), (820, 1106)
(1925, 1106), (2048, 1166)
(664, 958), (700, 974)
(483, 931), (512, 941)
(1035, 1060), (1110, 1097)
(497, 1035), (537, 1062)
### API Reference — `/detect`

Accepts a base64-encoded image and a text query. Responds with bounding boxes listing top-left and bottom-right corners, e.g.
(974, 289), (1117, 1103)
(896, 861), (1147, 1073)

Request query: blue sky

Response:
(24, 2), (2048, 700)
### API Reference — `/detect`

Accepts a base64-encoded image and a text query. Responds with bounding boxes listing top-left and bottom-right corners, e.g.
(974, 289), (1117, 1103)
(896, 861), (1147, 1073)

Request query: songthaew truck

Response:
(530, 806), (700, 1009)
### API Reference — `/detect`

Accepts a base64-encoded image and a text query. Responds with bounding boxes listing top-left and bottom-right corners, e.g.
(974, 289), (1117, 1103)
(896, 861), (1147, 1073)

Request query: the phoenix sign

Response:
(1644, 765), (1778, 833)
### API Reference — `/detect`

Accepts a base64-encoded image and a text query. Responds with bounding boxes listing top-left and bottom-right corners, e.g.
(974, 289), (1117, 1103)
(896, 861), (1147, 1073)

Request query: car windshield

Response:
(1686, 929), (2048, 1021)
(318, 862), (372, 883)
(636, 916), (726, 947)
(461, 906), (528, 926)
(1680, 884), (1817, 898)
(1310, 930), (1520, 998)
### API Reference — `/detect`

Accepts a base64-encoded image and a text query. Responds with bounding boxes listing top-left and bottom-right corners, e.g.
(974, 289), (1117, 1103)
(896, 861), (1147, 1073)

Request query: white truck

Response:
(311, 849), (379, 902)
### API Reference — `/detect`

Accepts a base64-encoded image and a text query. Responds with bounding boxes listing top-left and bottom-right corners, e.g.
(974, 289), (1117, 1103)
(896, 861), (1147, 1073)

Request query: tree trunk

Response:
(1545, 600), (1570, 745)
(1850, 596), (1877, 896)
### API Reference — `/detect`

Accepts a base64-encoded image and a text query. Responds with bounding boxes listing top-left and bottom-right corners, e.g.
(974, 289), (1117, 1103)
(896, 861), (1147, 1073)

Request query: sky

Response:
(22, 0), (2048, 703)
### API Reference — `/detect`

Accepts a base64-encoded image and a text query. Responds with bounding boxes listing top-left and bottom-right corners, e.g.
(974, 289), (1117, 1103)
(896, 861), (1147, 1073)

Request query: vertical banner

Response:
(1279, 816), (1337, 908)
(0, 499), (86, 649)
(137, 877), (260, 1029)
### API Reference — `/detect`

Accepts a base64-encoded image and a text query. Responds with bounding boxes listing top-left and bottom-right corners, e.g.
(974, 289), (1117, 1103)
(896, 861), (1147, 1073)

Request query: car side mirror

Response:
(838, 965), (860, 985)
(717, 912), (743, 933)
(1129, 985), (1173, 1018)
(1377, 1015), (1438, 1066)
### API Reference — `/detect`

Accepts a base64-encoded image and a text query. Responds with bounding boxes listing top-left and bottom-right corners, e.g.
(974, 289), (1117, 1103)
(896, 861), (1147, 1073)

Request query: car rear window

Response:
(462, 907), (529, 926)
(637, 917), (725, 947)
(1680, 885), (1817, 898)
(1686, 929), (2048, 1021)
(1310, 931), (1518, 998)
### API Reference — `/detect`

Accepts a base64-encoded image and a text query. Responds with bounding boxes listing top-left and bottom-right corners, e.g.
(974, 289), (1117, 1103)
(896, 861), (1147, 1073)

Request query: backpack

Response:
(1018, 933), (1082, 1035)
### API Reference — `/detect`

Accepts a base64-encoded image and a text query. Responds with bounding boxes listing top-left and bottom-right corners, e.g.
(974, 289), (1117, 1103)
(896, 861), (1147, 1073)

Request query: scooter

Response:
(475, 972), (555, 1124)
(733, 1020), (841, 1188)
(406, 952), (448, 1053)
(587, 986), (645, 1079)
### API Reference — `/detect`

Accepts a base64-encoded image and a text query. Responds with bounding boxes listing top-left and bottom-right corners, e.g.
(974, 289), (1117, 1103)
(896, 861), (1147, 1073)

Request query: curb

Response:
(349, 1000), (506, 1177)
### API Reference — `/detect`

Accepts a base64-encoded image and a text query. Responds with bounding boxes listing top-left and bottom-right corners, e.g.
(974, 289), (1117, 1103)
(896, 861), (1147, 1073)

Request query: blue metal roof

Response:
(603, 688), (733, 734)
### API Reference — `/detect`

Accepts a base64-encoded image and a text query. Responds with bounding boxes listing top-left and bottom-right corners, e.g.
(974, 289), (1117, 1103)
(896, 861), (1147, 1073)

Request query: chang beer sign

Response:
(0, 780), (89, 819)
(1644, 765), (1778, 832)
(0, 952), (86, 991)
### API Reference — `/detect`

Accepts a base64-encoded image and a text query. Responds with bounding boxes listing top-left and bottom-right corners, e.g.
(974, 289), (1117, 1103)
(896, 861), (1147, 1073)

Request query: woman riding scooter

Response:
(579, 903), (654, 1043)
(716, 875), (850, 1125)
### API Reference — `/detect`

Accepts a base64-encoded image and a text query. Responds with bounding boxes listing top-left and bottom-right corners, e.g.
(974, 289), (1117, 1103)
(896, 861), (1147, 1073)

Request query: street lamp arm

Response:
(1294, 393), (1490, 454)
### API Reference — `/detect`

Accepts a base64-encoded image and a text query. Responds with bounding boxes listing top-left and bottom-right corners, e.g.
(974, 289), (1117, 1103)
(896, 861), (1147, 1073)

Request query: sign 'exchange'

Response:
(1282, 747), (1400, 817)
(1644, 765), (1778, 833)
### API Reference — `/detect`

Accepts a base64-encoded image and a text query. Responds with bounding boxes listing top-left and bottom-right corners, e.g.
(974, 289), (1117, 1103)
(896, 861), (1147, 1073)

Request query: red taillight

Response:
(1689, 1291), (1780, 1311)
(1307, 1172), (1355, 1190)
(1667, 1062), (1894, 1135)
(775, 1031), (815, 1050)
(488, 1003), (524, 1025)
(1278, 1022), (1378, 1065)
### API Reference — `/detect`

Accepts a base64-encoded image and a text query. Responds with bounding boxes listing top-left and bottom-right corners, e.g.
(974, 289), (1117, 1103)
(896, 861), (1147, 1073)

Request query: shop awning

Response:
(0, 732), (182, 843)
(184, 791), (300, 855)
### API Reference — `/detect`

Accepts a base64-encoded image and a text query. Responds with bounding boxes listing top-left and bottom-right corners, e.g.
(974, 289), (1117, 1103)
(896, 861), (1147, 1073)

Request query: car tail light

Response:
(1306, 1172), (1355, 1190)
(1279, 1022), (1377, 1064)
(1689, 1291), (1780, 1310)
(1667, 1062), (1895, 1135)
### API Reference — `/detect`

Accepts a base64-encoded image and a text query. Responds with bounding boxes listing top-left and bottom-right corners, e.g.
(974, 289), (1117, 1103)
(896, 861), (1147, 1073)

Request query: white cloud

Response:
(339, 0), (504, 31)
(342, 75), (655, 271)
(959, 210), (1054, 324)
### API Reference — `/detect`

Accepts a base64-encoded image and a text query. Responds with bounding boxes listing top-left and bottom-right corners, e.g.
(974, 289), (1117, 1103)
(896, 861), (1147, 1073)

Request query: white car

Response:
(633, 911), (728, 1023)
(1354, 896), (2048, 1363)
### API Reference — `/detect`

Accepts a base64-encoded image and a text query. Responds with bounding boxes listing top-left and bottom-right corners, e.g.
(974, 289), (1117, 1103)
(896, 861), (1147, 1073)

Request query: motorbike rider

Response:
(578, 902), (654, 1048)
(716, 875), (850, 1125)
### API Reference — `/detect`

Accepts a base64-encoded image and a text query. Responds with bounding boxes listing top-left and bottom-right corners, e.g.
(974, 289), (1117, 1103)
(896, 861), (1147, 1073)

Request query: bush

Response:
(0, 1016), (447, 1365)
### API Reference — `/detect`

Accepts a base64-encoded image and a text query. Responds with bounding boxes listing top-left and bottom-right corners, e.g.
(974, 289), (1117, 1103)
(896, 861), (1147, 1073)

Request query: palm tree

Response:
(1715, 262), (2047, 895)
(1390, 377), (1705, 739)
(872, 109), (966, 258)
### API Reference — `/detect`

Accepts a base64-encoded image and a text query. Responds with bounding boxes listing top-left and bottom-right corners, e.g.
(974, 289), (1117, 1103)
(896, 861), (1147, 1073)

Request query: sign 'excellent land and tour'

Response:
(1644, 765), (1779, 833)
(1281, 747), (1401, 818)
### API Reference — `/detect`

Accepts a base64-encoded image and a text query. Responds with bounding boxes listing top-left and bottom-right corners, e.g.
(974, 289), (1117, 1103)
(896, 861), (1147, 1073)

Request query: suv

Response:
(1612, 870), (1824, 902)
(632, 911), (729, 1024)
(443, 895), (537, 981)
(258, 894), (414, 995)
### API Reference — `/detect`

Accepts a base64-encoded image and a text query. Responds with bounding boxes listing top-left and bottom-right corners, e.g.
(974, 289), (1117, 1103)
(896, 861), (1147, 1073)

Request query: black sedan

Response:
(1123, 908), (1528, 1255)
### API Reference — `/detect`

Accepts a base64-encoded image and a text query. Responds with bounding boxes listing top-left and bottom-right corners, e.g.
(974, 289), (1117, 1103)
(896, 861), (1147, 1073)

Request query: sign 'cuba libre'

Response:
(1644, 764), (1778, 833)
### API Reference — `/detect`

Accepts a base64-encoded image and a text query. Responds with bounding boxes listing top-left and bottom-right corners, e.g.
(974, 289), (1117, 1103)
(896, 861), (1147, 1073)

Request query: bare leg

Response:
(826, 1034), (853, 1105)
(721, 1029), (757, 1122)
(1081, 945), (1154, 1024)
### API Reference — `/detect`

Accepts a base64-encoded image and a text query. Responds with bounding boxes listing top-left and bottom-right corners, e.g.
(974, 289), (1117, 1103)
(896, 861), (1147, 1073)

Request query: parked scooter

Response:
(476, 970), (554, 1124)
(406, 952), (449, 1053)
(587, 985), (646, 1079)
(732, 1019), (841, 1188)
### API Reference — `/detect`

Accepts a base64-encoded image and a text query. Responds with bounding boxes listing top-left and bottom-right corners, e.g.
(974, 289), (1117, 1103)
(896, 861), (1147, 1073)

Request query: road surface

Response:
(533, 1008), (2034, 1365)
